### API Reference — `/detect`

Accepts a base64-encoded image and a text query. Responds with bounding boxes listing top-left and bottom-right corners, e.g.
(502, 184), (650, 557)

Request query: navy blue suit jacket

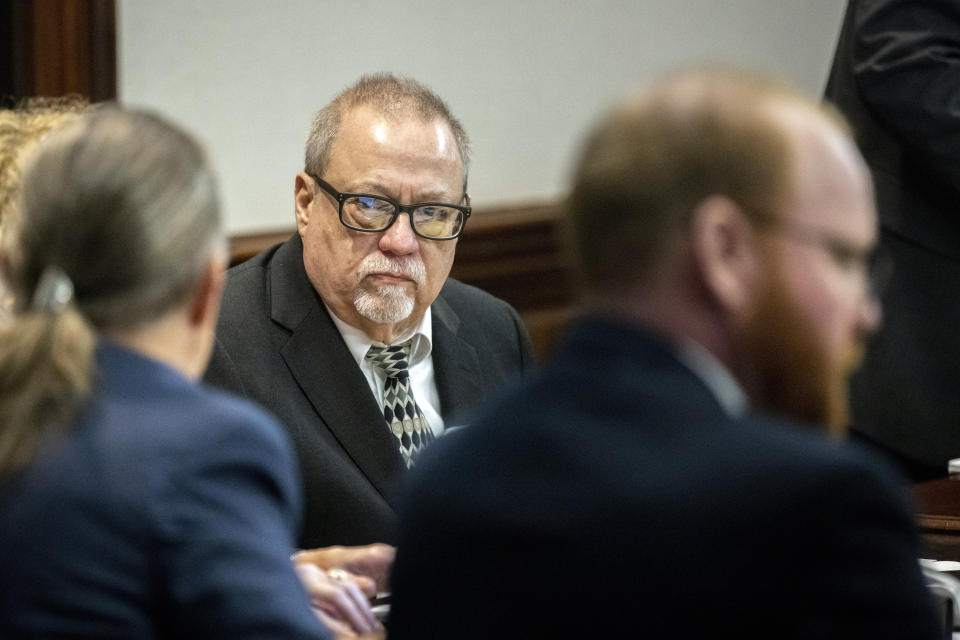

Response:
(0, 341), (328, 638)
(204, 234), (534, 549)
(390, 316), (941, 638)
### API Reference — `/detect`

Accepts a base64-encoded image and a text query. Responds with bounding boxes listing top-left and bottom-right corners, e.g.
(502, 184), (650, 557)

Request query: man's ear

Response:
(689, 195), (760, 313)
(294, 172), (315, 234)
(188, 250), (228, 329)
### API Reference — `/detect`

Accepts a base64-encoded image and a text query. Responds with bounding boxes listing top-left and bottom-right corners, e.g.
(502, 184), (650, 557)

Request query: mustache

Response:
(357, 254), (426, 286)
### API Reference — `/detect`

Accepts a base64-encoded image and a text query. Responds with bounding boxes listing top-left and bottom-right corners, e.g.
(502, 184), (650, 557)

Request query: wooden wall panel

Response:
(2, 0), (116, 102)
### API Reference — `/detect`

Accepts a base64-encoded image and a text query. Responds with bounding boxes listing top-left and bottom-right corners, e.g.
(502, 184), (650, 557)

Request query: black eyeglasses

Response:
(309, 173), (471, 241)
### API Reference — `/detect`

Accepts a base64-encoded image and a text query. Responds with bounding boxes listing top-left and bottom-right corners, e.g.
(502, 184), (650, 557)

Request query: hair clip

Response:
(31, 265), (74, 313)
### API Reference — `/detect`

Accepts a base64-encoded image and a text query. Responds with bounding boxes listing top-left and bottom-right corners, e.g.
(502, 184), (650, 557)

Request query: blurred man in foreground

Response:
(388, 68), (942, 639)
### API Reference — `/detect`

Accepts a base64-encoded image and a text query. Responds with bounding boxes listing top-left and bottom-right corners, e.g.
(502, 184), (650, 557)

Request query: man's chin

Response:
(354, 287), (416, 325)
(817, 346), (867, 437)
(738, 280), (856, 435)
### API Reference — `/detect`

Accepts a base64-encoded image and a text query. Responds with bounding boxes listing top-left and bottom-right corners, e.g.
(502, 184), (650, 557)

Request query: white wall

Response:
(119, 0), (847, 234)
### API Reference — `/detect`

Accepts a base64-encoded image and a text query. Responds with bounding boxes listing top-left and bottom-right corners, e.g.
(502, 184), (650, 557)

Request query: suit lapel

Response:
(270, 237), (406, 504)
(431, 292), (484, 425)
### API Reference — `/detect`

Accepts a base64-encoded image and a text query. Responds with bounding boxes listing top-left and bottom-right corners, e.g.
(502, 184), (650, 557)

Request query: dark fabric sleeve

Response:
(152, 410), (329, 639)
(785, 454), (943, 639)
(851, 0), (960, 193)
(507, 301), (536, 370)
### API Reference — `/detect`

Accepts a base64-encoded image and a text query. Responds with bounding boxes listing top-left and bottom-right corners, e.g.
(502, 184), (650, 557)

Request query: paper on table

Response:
(371, 592), (391, 622)
(922, 559), (960, 573)
(948, 458), (960, 475)
(920, 559), (960, 628)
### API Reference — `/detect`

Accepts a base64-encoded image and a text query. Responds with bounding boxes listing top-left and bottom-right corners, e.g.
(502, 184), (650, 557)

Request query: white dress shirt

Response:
(676, 339), (748, 418)
(324, 304), (446, 437)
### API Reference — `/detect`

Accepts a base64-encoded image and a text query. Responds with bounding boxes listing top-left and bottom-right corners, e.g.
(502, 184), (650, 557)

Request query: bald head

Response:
(568, 68), (857, 296)
(304, 73), (471, 191)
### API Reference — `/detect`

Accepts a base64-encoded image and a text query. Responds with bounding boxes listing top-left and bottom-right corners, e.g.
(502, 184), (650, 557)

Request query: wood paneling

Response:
(2, 0), (116, 102)
(914, 478), (960, 561)
(228, 201), (581, 362)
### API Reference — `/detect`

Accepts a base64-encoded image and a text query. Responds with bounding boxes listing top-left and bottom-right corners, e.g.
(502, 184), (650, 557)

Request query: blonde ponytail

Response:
(0, 305), (94, 481)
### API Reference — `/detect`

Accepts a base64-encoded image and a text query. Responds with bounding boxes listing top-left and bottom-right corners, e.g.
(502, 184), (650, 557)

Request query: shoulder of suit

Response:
(173, 381), (293, 458)
(439, 277), (510, 308)
(219, 242), (289, 315)
(737, 411), (904, 486)
(226, 240), (285, 279)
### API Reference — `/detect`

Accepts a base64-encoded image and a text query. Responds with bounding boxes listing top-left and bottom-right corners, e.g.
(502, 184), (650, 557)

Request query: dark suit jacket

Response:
(204, 234), (534, 549)
(825, 0), (960, 476)
(0, 341), (327, 639)
(389, 316), (941, 639)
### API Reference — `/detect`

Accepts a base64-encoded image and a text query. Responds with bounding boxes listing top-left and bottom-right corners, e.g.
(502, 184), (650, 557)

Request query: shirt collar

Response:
(324, 303), (433, 367)
(675, 339), (748, 418)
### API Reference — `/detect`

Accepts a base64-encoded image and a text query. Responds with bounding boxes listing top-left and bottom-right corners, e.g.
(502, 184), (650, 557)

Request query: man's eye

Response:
(417, 206), (454, 220)
(358, 197), (386, 210)
(350, 197), (392, 215)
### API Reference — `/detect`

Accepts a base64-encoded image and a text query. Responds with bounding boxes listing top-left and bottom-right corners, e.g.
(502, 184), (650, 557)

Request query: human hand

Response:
(292, 543), (395, 592)
(293, 563), (383, 638)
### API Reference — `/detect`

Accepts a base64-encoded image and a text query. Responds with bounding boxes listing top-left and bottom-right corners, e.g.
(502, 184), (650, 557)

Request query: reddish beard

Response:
(738, 271), (864, 436)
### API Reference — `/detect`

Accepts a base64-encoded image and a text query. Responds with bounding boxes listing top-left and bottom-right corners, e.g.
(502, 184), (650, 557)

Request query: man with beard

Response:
(387, 69), (942, 638)
(204, 74), (534, 557)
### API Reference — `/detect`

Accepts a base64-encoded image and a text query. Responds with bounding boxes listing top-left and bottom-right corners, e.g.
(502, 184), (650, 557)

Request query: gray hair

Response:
(0, 107), (223, 481)
(16, 106), (223, 329)
(305, 73), (471, 191)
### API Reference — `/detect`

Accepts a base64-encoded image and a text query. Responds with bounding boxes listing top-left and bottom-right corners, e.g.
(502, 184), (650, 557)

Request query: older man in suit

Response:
(388, 69), (942, 638)
(204, 74), (534, 553)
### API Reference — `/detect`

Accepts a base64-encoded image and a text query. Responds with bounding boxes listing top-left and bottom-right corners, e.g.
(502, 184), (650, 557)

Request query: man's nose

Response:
(379, 211), (419, 255)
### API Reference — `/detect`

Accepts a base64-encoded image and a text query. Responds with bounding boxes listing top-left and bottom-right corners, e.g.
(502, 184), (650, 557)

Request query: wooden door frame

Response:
(1, 0), (116, 104)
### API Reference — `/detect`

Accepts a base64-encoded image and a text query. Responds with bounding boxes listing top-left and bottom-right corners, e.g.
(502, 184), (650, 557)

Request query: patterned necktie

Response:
(365, 339), (434, 468)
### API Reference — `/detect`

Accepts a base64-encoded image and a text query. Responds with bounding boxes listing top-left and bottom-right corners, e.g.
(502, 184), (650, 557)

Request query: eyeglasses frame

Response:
(308, 172), (472, 241)
(753, 215), (892, 299)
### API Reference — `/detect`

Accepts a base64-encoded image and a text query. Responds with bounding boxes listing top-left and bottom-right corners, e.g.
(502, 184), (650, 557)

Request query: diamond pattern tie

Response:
(365, 339), (434, 468)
